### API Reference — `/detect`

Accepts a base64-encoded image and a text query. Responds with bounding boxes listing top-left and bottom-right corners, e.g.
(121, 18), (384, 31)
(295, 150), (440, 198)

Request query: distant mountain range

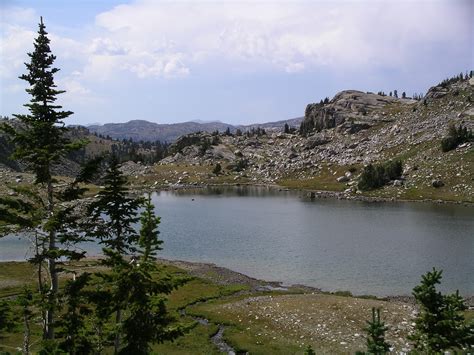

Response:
(87, 117), (303, 143)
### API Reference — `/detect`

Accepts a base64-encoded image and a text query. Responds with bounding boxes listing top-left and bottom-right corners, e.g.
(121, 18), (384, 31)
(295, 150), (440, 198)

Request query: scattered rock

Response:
(337, 176), (349, 183)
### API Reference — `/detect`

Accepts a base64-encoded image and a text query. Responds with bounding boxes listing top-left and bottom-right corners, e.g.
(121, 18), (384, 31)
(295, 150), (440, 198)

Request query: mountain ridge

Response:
(86, 117), (303, 143)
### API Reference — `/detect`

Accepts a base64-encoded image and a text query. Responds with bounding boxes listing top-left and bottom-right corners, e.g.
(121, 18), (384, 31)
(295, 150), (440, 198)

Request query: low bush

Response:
(358, 160), (403, 190)
(440, 124), (473, 152)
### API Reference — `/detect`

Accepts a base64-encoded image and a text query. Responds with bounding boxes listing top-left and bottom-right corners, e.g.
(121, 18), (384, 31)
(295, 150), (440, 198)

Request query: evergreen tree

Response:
(441, 123), (473, 152)
(119, 195), (183, 354)
(87, 156), (143, 353)
(411, 268), (474, 352)
(57, 273), (94, 355)
(0, 17), (87, 340)
(364, 308), (391, 354)
(284, 123), (290, 134)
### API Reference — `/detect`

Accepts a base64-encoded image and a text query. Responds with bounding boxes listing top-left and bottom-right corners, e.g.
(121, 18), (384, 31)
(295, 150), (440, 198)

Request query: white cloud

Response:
(1, 1), (471, 87)
(89, 0), (470, 76)
(0, 24), (36, 78)
(60, 78), (90, 95)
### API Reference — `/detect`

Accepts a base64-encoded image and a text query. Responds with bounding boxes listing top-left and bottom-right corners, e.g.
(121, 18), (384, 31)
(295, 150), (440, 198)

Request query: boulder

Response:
(393, 179), (403, 187)
(336, 175), (349, 183)
(305, 134), (330, 149)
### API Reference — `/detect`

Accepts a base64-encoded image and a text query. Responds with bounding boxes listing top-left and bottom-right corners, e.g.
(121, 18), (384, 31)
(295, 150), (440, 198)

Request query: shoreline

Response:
(155, 257), (474, 307)
(138, 182), (474, 207)
(4, 257), (472, 306)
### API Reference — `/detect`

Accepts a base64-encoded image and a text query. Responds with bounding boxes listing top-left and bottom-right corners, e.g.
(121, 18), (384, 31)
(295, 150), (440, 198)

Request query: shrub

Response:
(358, 160), (403, 190)
(212, 163), (222, 175)
(441, 123), (473, 152)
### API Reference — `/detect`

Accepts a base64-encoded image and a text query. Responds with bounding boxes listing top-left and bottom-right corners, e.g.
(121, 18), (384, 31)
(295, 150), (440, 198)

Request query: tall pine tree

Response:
(1, 17), (86, 340)
(87, 155), (143, 353)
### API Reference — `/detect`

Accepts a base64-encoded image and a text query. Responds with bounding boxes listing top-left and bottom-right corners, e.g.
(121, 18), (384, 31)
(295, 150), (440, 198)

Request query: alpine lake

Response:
(1, 186), (473, 297)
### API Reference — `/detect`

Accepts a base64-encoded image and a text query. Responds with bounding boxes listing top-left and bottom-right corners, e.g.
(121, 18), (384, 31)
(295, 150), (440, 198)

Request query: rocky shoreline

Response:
(156, 258), (474, 308)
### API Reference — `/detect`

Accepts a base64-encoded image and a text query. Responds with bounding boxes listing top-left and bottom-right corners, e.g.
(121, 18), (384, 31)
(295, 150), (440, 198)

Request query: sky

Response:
(0, 0), (473, 126)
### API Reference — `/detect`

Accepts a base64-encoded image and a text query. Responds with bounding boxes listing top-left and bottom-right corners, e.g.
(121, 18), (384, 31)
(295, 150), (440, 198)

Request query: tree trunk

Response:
(45, 179), (57, 340)
(35, 232), (47, 337)
(114, 309), (122, 354)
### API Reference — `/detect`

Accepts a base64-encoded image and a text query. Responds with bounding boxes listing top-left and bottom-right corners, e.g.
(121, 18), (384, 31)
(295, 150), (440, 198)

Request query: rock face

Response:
(301, 90), (402, 134)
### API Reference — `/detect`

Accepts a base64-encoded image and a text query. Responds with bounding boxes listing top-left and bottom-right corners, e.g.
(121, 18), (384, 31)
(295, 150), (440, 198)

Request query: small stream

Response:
(180, 309), (237, 354)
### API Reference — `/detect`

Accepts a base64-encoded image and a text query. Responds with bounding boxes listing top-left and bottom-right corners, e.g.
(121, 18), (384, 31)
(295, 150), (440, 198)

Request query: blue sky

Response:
(1, 0), (472, 125)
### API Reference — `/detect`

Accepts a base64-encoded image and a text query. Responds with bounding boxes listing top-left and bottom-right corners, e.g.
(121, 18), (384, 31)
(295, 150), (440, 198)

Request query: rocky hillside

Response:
(87, 118), (303, 143)
(0, 121), (167, 175)
(152, 76), (473, 203)
(300, 90), (412, 134)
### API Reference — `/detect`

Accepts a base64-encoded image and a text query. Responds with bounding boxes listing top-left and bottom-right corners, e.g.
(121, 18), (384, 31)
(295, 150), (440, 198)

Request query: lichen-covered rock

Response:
(301, 90), (400, 135)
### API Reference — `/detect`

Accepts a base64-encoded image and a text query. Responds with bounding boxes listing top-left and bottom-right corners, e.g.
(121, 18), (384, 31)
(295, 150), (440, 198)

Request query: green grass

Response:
(278, 164), (356, 192)
(0, 260), (248, 354)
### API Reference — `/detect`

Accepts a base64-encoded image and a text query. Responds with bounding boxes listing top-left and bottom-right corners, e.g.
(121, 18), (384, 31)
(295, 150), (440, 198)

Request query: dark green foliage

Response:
(304, 344), (316, 355)
(138, 194), (163, 261)
(199, 138), (211, 156)
(88, 155), (142, 254)
(0, 300), (15, 335)
(2, 17), (77, 185)
(244, 127), (266, 137)
(108, 139), (169, 164)
(213, 162), (222, 175)
(0, 17), (91, 341)
(87, 157), (143, 352)
(439, 72), (467, 87)
(119, 195), (183, 354)
(358, 160), (403, 190)
(284, 123), (290, 133)
(88, 163), (183, 354)
(211, 135), (220, 145)
(234, 158), (248, 172)
(171, 133), (205, 153)
(57, 273), (94, 355)
(364, 308), (390, 354)
(411, 268), (474, 352)
(440, 123), (473, 152)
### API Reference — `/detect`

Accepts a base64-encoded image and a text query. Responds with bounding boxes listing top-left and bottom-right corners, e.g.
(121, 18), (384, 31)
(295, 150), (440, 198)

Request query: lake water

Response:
(1, 186), (473, 296)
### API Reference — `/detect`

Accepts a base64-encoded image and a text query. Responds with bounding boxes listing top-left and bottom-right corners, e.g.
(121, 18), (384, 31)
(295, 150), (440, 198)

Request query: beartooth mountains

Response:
(153, 75), (473, 202)
(87, 117), (303, 143)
